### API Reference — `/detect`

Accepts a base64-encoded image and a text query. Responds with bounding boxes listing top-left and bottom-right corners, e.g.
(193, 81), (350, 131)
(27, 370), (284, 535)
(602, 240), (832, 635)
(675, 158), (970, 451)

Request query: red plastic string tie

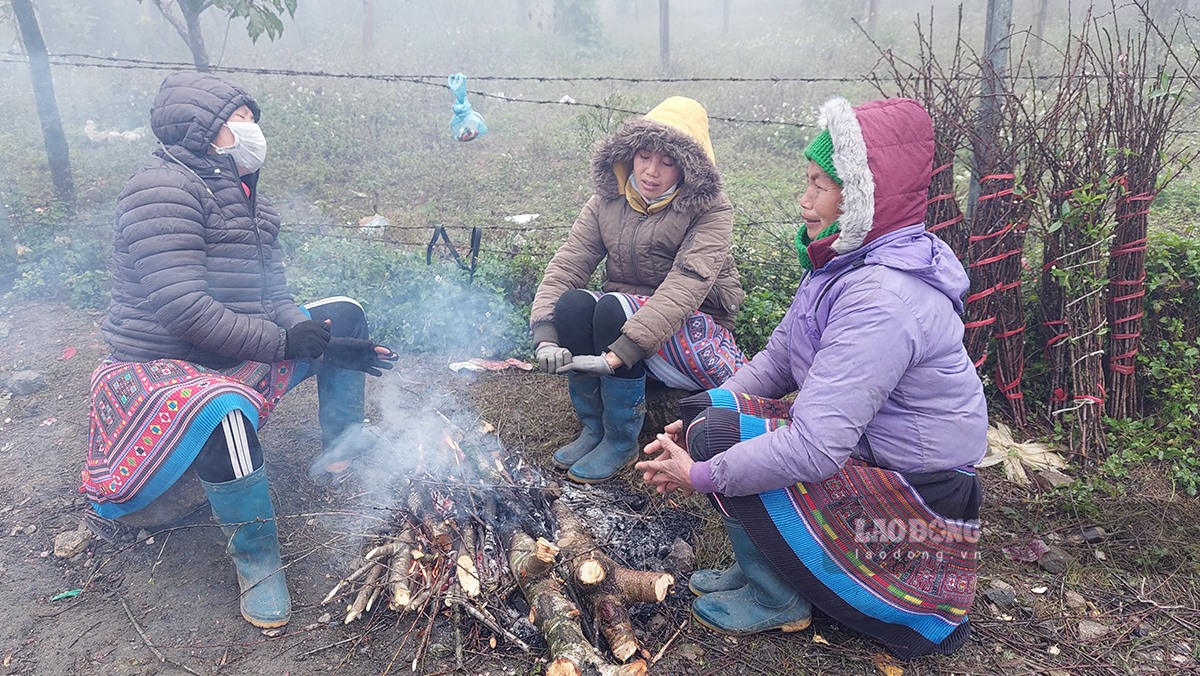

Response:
(928, 215), (965, 233)
(967, 284), (1001, 303)
(1111, 331), (1141, 340)
(1111, 312), (1145, 325)
(1110, 289), (1146, 303)
(994, 324), (1026, 340)
(1050, 387), (1068, 403)
(932, 162), (954, 175)
(972, 353), (989, 368)
(969, 248), (1021, 268)
(969, 222), (1014, 243)
(1110, 275), (1146, 286)
(964, 317), (998, 329)
(927, 192), (958, 204)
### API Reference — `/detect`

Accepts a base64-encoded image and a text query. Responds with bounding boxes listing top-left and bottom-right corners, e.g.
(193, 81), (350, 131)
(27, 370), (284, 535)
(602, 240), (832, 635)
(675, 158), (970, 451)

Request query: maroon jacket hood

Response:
(806, 97), (934, 269)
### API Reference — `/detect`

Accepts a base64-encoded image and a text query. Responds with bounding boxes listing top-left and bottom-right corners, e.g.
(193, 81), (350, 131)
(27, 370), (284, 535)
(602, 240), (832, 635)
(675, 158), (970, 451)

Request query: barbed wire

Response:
(22, 220), (805, 273)
(6, 52), (1200, 131)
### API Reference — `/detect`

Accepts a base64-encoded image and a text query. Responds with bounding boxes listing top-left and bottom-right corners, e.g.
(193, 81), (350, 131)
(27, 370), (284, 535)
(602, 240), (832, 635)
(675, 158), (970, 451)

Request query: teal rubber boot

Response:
(567, 374), (646, 484)
(201, 466), (291, 628)
(551, 374), (605, 469)
(310, 365), (374, 481)
(688, 517), (748, 595)
(692, 515), (811, 635)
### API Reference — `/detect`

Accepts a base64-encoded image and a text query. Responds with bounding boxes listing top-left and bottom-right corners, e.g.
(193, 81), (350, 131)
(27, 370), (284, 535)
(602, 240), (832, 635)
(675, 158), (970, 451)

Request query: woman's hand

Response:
(641, 419), (682, 456)
(636, 422), (695, 496)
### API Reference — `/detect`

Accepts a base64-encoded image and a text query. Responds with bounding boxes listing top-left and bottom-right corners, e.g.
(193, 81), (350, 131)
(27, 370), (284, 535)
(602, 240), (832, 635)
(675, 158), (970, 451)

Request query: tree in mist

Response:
(139, 0), (298, 71)
(554, 0), (604, 50)
(8, 0), (75, 206)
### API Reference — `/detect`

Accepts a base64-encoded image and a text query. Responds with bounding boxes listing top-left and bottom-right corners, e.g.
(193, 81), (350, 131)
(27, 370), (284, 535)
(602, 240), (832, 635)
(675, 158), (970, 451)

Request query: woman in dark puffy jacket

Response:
(82, 71), (394, 629)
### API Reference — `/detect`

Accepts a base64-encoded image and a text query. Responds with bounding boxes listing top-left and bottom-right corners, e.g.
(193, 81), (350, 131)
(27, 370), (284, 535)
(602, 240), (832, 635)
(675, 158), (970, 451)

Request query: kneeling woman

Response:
(638, 97), (987, 659)
(530, 96), (746, 484)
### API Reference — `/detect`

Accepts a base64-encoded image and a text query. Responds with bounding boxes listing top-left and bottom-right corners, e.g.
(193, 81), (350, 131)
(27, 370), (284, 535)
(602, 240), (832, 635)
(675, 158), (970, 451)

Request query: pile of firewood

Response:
(320, 412), (674, 675)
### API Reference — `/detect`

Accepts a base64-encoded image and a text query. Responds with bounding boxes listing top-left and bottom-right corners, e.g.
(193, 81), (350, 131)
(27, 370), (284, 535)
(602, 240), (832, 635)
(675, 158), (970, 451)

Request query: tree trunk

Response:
(179, 1), (211, 71)
(361, 0), (374, 63)
(1030, 0), (1048, 67)
(0, 202), (16, 291)
(658, 0), (669, 72)
(11, 0), (75, 207)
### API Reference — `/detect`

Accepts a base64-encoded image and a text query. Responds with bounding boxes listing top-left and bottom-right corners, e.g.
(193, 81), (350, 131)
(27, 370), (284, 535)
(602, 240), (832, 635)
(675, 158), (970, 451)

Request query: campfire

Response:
(319, 408), (675, 675)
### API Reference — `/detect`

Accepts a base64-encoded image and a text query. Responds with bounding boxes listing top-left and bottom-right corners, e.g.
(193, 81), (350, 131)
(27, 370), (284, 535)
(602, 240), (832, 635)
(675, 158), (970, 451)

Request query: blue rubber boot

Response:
(567, 374), (646, 484)
(692, 515), (811, 636)
(310, 365), (375, 482)
(688, 517), (748, 595)
(201, 466), (291, 628)
(551, 374), (605, 469)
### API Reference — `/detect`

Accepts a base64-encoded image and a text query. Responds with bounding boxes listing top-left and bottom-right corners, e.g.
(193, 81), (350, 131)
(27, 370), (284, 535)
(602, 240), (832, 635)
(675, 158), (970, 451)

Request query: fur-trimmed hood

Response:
(806, 97), (934, 269)
(590, 96), (725, 216)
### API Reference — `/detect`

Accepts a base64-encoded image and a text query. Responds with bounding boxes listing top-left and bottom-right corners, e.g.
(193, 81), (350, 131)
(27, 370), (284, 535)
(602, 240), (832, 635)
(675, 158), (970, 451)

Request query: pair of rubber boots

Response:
(552, 373), (646, 483)
(688, 515), (812, 635)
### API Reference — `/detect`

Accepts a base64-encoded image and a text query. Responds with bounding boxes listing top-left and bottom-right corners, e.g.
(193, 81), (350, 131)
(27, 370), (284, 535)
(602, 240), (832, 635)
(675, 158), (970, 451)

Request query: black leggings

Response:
(193, 410), (263, 483)
(554, 289), (645, 379)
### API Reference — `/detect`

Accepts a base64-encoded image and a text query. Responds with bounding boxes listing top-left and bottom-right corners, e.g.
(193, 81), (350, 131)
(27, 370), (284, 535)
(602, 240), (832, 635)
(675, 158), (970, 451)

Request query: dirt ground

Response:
(1, 300), (1198, 676)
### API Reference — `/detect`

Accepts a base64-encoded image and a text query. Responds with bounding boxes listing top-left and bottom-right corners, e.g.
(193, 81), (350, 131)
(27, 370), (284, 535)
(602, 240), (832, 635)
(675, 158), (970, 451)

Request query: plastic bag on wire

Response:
(448, 73), (488, 142)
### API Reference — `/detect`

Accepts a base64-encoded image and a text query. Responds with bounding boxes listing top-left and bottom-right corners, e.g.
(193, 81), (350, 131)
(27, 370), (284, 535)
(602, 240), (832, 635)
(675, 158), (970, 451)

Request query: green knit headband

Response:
(804, 128), (841, 186)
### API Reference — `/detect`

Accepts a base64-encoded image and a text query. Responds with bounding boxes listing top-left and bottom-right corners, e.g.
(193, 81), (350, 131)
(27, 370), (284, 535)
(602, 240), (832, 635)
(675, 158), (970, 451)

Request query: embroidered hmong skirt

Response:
(587, 291), (746, 390)
(681, 389), (982, 660)
(81, 357), (304, 520)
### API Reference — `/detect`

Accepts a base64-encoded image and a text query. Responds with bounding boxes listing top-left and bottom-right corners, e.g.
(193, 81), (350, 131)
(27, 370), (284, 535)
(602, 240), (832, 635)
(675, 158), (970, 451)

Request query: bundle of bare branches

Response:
(1032, 11), (1119, 460)
(1100, 5), (1200, 419)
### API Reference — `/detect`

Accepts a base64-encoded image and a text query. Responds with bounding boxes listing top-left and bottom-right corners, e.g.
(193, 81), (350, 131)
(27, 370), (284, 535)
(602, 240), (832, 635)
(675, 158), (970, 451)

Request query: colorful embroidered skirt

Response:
(681, 389), (982, 659)
(81, 357), (302, 519)
(588, 291), (746, 390)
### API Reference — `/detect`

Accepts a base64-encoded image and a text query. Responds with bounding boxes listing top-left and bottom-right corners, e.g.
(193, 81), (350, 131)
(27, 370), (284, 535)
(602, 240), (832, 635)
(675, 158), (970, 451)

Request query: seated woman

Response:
(638, 96), (988, 660)
(530, 96), (746, 484)
(81, 72), (395, 629)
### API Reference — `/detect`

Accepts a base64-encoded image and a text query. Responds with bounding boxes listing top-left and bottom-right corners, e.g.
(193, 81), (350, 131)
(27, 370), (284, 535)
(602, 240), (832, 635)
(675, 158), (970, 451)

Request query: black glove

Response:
(284, 319), (332, 359)
(322, 337), (398, 376)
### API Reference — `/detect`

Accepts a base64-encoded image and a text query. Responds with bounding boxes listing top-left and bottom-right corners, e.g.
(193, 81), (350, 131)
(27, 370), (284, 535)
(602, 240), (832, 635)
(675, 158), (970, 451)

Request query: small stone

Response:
(984, 580), (1017, 608)
(1064, 590), (1088, 611)
(1038, 546), (1071, 574)
(1079, 526), (1108, 543)
(674, 643), (705, 662)
(318, 612), (332, 623)
(646, 613), (669, 633)
(1078, 619), (1110, 641)
(1093, 549), (1107, 561)
(662, 538), (695, 573)
(54, 529), (92, 559)
(23, 524), (37, 535)
(136, 529), (152, 543)
(5, 371), (45, 396)
(261, 627), (285, 638)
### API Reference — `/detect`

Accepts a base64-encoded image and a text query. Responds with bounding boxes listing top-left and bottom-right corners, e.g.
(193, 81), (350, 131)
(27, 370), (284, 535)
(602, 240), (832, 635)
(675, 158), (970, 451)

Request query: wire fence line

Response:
(5, 51), (1200, 132)
(23, 220), (805, 273)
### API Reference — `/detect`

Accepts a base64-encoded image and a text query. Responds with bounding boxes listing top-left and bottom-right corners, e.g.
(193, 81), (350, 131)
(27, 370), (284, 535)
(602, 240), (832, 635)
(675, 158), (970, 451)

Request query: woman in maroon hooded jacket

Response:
(640, 96), (986, 660)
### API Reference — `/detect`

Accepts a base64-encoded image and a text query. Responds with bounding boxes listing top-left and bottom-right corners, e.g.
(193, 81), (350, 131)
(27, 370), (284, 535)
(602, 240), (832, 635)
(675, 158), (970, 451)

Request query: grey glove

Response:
(556, 354), (614, 376)
(537, 343), (573, 373)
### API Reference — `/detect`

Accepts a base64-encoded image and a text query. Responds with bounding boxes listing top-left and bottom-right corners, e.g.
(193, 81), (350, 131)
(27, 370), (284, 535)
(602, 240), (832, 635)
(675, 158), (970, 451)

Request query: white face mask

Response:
(212, 120), (267, 175)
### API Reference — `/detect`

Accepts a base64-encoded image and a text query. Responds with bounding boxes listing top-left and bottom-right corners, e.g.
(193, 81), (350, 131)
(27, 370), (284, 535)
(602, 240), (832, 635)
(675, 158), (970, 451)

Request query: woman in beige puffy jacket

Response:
(530, 96), (745, 484)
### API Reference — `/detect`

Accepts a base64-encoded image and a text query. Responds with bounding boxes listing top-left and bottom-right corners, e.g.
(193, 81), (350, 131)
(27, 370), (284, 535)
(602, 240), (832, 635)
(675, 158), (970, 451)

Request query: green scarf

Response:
(795, 221), (841, 271)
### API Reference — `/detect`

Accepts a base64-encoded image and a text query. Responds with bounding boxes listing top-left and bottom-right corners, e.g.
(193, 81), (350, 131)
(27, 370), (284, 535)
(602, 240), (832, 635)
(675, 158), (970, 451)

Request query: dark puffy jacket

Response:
(102, 72), (307, 368)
